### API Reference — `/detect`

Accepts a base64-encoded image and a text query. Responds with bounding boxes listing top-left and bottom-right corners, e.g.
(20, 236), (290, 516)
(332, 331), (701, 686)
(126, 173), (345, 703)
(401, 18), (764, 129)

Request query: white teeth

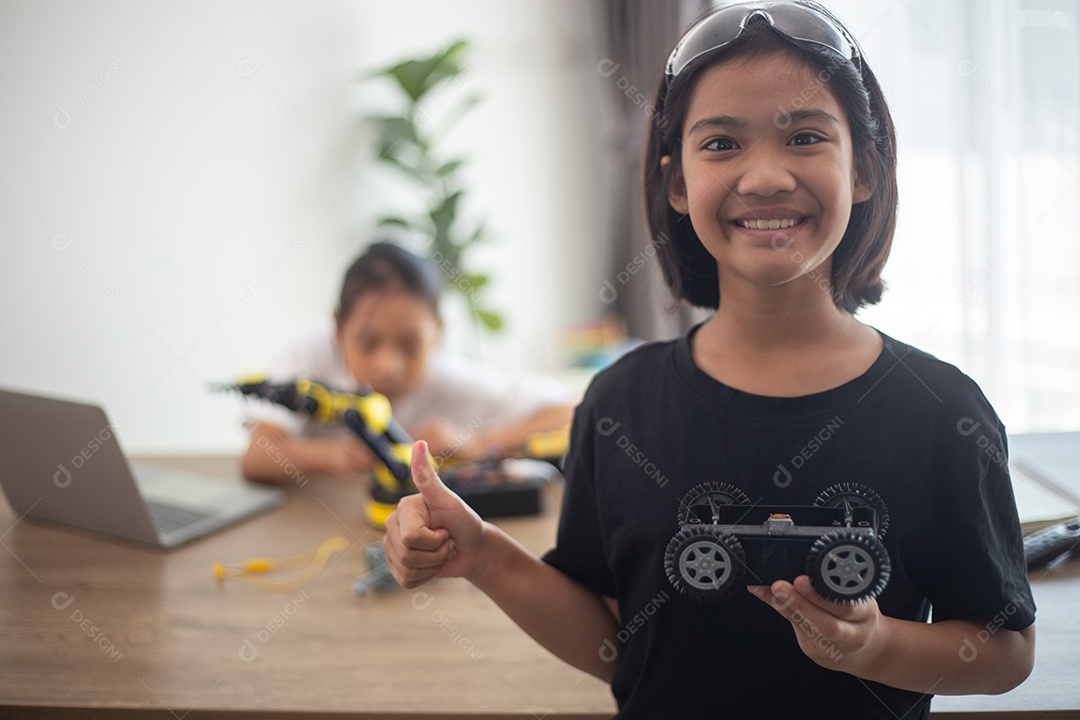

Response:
(737, 218), (801, 230)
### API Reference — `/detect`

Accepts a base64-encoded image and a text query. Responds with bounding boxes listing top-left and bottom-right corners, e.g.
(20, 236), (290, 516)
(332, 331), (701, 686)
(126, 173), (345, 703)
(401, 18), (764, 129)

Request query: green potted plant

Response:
(363, 39), (502, 332)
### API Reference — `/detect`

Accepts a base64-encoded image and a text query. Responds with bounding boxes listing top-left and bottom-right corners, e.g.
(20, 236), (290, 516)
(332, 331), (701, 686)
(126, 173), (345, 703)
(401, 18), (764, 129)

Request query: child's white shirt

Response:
(243, 331), (570, 438)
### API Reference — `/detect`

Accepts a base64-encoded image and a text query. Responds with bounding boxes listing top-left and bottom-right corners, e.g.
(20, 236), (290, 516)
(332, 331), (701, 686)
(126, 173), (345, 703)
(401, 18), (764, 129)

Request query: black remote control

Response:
(1024, 517), (1080, 571)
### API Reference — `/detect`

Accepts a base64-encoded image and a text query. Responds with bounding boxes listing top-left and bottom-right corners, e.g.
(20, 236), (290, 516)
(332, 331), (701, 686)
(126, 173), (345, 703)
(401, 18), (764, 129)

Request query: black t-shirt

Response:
(543, 326), (1035, 720)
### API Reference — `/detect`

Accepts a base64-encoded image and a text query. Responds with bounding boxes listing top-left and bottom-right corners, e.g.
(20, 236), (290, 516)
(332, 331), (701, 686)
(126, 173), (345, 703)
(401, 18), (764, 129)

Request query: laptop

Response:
(0, 388), (286, 549)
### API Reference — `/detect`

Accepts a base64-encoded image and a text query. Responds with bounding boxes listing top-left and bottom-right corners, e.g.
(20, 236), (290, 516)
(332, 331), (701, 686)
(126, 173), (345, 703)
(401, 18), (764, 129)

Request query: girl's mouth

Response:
(732, 217), (808, 230)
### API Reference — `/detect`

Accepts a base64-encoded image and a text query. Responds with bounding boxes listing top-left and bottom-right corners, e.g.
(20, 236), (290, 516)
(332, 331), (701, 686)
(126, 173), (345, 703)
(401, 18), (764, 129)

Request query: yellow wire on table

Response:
(212, 536), (349, 593)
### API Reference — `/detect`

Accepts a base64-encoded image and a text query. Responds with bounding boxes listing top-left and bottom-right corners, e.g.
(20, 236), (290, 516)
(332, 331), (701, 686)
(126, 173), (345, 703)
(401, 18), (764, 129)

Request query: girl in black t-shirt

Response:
(382, 2), (1036, 717)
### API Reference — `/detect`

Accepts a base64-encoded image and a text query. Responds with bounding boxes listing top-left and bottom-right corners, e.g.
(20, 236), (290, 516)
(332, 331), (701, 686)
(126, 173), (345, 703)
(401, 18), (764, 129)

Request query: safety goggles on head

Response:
(665, 1), (862, 84)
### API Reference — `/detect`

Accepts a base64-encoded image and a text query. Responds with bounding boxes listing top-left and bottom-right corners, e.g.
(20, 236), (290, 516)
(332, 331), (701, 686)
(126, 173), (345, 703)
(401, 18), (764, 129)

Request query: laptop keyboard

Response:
(147, 502), (214, 534)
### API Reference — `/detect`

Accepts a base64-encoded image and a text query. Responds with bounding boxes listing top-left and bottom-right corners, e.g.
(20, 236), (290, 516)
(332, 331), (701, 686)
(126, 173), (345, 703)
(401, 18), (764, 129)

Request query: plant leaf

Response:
(378, 39), (470, 103)
(381, 153), (426, 182)
(429, 190), (463, 253)
(465, 221), (488, 245)
(462, 273), (489, 290)
(375, 215), (414, 229)
(476, 308), (504, 331)
(368, 116), (418, 152)
(421, 39), (471, 94)
(434, 159), (465, 178)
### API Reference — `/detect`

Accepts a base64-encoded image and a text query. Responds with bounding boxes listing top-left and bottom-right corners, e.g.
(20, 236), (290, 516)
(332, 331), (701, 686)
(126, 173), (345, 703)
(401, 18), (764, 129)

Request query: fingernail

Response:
(774, 591), (789, 603)
(748, 586), (763, 598)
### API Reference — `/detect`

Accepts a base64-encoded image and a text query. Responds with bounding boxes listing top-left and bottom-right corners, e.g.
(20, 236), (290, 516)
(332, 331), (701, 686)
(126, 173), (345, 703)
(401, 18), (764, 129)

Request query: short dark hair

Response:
(644, 9), (898, 313)
(337, 241), (443, 326)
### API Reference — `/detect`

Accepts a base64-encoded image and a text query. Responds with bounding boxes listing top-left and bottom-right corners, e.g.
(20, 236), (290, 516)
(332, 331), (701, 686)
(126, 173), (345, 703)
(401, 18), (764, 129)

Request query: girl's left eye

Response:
(703, 137), (738, 152)
(789, 132), (824, 147)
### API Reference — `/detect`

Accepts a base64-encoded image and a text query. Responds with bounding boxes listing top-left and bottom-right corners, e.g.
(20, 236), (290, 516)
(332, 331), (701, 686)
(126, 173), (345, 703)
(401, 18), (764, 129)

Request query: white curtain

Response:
(822, 0), (1079, 433)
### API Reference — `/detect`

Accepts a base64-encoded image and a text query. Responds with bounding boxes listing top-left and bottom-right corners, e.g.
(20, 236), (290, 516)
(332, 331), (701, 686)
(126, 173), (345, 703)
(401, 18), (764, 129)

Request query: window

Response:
(830, 0), (1080, 431)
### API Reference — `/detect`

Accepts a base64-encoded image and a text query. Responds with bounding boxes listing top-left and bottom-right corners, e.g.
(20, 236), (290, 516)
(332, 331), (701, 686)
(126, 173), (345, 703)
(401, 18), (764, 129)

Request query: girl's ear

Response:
(853, 146), (875, 204)
(662, 155), (690, 214)
(333, 308), (343, 337)
(853, 171), (872, 204)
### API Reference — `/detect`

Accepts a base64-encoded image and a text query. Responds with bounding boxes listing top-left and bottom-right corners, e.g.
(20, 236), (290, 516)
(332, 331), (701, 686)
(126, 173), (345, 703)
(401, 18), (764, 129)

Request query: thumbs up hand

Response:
(383, 441), (486, 588)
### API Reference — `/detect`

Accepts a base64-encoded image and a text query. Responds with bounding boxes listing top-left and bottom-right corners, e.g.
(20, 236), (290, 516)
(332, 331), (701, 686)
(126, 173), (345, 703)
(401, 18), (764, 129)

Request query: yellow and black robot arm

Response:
(218, 377), (415, 493)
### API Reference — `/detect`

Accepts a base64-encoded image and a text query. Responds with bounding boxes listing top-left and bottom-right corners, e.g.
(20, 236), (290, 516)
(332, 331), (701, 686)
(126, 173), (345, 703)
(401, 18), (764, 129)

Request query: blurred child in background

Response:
(242, 241), (573, 483)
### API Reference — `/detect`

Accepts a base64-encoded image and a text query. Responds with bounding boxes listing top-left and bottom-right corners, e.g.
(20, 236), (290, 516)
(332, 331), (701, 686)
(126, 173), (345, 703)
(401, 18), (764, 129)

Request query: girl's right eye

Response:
(703, 137), (739, 152)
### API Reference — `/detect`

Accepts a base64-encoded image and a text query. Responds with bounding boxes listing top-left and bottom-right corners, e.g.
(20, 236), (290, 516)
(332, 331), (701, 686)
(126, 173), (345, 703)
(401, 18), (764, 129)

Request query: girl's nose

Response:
(369, 347), (405, 383)
(733, 146), (797, 197)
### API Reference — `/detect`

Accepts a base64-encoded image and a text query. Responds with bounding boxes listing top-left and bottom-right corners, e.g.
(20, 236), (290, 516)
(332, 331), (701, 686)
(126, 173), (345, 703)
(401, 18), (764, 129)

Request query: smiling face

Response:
(666, 51), (870, 301)
(335, 290), (440, 403)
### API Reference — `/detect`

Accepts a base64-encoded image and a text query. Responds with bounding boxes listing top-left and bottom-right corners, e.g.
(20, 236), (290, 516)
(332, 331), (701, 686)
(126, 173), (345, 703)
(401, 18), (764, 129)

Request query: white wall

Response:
(0, 1), (609, 454)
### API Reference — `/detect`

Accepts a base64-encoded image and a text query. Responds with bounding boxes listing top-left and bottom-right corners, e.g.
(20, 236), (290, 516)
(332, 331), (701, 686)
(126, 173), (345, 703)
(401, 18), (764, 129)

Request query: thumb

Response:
(411, 441), (453, 505)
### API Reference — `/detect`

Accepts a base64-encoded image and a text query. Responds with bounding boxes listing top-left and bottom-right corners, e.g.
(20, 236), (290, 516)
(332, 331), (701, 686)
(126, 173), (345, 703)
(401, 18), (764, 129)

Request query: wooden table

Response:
(0, 456), (1076, 718)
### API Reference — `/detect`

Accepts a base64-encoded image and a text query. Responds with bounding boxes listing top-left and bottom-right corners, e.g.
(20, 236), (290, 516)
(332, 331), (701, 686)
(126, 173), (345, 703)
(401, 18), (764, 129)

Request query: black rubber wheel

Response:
(664, 525), (745, 601)
(677, 481), (752, 525)
(806, 529), (891, 603)
(813, 482), (891, 539)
